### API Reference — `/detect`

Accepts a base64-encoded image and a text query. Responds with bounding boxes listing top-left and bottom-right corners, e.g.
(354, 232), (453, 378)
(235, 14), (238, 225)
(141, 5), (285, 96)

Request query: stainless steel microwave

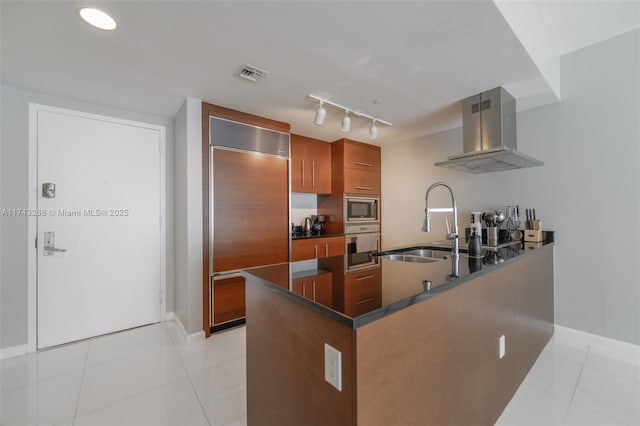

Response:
(344, 196), (379, 224)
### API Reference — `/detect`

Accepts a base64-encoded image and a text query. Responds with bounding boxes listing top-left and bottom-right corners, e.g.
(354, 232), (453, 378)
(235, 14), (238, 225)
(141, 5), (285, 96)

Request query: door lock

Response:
(42, 183), (56, 198)
(43, 232), (67, 256)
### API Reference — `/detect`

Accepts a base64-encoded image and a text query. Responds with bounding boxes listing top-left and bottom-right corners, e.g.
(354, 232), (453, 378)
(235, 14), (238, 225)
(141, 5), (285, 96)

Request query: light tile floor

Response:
(1, 322), (638, 425)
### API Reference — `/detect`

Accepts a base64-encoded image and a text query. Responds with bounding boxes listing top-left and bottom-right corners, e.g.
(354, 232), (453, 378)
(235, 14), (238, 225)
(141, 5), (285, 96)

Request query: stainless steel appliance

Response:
(345, 232), (380, 271)
(344, 195), (379, 233)
(435, 87), (543, 173)
(311, 214), (326, 234)
(209, 116), (290, 332)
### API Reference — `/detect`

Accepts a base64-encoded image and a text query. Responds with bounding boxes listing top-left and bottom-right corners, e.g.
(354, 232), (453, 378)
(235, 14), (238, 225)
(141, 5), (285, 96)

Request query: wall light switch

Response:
(324, 343), (342, 391)
(499, 335), (506, 359)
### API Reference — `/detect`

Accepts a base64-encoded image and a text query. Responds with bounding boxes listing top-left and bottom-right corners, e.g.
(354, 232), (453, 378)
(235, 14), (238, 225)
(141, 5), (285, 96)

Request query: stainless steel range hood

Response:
(435, 87), (543, 173)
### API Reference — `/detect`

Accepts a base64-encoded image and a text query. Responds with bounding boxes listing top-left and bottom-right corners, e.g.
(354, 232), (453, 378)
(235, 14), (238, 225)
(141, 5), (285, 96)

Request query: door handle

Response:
(355, 186), (373, 191)
(43, 231), (67, 256)
(45, 247), (67, 253)
(354, 161), (373, 167)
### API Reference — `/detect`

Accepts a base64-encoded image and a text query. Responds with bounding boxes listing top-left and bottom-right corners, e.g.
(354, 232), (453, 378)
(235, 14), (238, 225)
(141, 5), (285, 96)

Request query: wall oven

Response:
(345, 232), (380, 271)
(344, 196), (379, 225)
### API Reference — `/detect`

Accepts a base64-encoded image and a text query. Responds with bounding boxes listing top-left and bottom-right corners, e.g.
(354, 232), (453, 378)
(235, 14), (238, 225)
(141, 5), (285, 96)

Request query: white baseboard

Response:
(0, 344), (28, 360)
(554, 325), (640, 357)
(164, 312), (205, 345)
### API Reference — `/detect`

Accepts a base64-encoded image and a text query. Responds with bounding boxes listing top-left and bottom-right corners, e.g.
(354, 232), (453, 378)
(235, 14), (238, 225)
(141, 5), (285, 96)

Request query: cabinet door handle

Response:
(312, 161), (316, 188)
(312, 280), (316, 300)
(355, 186), (373, 191)
(302, 282), (306, 297)
(301, 160), (305, 187)
(356, 297), (374, 305)
(325, 243), (329, 257)
(355, 274), (374, 281)
(314, 244), (318, 258)
(354, 161), (373, 167)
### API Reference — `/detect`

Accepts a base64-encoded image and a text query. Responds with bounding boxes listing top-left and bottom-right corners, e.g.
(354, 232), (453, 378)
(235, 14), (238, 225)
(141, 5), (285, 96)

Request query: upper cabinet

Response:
(291, 134), (332, 194)
(332, 139), (381, 195)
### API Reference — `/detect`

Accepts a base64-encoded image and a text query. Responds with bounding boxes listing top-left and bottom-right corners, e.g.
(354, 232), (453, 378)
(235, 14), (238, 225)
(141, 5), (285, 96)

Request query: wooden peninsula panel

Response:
(356, 262), (517, 426)
(246, 276), (356, 426)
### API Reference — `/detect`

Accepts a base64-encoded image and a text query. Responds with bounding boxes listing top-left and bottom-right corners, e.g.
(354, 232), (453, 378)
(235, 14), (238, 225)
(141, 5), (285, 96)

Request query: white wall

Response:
(381, 29), (640, 345)
(0, 85), (175, 350)
(173, 98), (203, 335)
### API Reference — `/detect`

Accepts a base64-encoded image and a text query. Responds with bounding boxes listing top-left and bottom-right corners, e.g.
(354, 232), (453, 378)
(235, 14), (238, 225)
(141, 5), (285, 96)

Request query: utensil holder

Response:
(487, 227), (499, 247)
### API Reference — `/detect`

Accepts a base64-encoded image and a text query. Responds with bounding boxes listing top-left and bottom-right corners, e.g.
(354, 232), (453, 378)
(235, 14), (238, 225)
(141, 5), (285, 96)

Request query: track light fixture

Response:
(341, 111), (351, 132)
(369, 120), (378, 140)
(314, 101), (326, 126)
(308, 94), (391, 138)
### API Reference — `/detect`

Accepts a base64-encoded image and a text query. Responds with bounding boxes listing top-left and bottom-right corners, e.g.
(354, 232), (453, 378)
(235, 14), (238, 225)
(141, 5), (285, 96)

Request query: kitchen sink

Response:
(399, 249), (453, 259)
(376, 254), (442, 264)
(373, 247), (456, 264)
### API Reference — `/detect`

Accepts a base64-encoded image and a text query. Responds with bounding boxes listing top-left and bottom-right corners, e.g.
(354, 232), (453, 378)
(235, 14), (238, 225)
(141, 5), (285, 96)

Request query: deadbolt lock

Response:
(42, 183), (56, 198)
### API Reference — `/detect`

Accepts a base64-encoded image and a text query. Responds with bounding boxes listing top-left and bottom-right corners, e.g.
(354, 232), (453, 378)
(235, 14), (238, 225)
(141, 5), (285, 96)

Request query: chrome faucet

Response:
(422, 181), (459, 258)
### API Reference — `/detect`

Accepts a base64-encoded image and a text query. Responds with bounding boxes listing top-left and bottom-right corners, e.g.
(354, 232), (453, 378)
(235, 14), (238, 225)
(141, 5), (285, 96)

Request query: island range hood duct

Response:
(435, 87), (543, 173)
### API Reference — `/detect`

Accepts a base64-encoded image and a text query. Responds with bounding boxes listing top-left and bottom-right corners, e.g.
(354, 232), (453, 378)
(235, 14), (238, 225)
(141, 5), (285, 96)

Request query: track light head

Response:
(314, 101), (326, 126)
(308, 94), (390, 135)
(369, 120), (378, 140)
(341, 111), (351, 132)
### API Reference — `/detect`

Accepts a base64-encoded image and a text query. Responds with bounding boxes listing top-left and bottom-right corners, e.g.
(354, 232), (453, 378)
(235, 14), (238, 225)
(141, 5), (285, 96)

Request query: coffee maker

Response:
(310, 215), (326, 235)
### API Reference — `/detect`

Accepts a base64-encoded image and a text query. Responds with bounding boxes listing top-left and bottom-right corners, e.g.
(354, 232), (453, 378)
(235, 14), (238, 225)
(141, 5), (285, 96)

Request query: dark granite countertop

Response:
(243, 241), (554, 329)
(291, 233), (343, 240)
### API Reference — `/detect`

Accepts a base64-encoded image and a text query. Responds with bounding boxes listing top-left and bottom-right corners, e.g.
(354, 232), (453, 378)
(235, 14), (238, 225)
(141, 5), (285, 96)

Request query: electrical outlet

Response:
(499, 335), (506, 359)
(324, 343), (342, 391)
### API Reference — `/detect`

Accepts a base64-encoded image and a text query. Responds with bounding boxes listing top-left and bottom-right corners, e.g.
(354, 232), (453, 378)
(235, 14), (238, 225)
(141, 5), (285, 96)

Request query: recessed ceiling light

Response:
(79, 8), (117, 31)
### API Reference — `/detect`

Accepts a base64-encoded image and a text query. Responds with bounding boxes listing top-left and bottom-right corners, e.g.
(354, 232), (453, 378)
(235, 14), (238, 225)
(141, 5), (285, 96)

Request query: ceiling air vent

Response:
(238, 64), (268, 82)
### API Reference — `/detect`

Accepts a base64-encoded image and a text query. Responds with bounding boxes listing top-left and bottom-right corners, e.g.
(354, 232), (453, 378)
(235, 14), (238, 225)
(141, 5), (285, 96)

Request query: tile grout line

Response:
(167, 323), (213, 426)
(71, 325), (171, 422)
(561, 343), (589, 424)
(71, 341), (91, 425)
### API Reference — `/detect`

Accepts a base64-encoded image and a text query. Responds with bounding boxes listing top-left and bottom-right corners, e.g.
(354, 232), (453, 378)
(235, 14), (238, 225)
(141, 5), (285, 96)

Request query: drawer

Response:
(212, 275), (246, 325)
(291, 239), (318, 261)
(344, 295), (382, 317)
(343, 142), (381, 172)
(345, 268), (381, 302)
(343, 169), (381, 195)
(323, 236), (345, 258)
(292, 236), (345, 261)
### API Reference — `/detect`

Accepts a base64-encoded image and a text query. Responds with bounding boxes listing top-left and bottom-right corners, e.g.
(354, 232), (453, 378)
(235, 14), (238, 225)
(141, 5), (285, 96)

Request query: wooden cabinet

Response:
(212, 275), (246, 326)
(291, 236), (345, 261)
(292, 272), (333, 306)
(331, 139), (381, 195)
(344, 268), (382, 317)
(343, 141), (381, 172)
(343, 168), (381, 195)
(291, 134), (332, 194)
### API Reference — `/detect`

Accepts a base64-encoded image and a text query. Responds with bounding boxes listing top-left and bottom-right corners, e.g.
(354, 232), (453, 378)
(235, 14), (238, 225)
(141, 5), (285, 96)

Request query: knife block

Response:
(524, 230), (543, 242)
(524, 220), (543, 242)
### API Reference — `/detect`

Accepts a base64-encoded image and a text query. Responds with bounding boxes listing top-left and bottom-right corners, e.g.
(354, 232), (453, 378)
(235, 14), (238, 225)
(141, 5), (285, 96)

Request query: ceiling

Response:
(1, 1), (638, 145)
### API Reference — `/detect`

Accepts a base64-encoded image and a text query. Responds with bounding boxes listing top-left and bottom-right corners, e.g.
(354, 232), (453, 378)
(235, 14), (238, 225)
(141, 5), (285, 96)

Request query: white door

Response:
(36, 108), (162, 349)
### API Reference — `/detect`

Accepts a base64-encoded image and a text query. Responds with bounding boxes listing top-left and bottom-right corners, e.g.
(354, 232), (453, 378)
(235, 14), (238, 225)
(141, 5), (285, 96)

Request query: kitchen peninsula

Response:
(244, 242), (554, 426)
